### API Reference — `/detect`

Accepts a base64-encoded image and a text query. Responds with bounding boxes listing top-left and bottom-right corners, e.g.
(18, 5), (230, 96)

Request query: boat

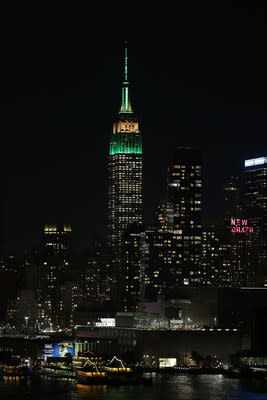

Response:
(76, 369), (108, 385)
(76, 356), (152, 386)
(76, 356), (108, 385)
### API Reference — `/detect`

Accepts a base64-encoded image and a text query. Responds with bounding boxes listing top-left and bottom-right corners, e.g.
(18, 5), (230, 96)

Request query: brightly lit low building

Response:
(115, 312), (169, 330)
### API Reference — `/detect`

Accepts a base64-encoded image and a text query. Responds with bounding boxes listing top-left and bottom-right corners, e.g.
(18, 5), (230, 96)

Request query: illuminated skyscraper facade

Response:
(222, 176), (255, 287)
(201, 225), (232, 287)
(243, 156), (267, 286)
(108, 44), (143, 252)
(167, 147), (202, 285)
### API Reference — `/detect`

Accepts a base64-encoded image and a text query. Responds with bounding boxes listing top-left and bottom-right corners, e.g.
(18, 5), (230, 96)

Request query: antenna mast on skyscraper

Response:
(124, 40), (128, 83)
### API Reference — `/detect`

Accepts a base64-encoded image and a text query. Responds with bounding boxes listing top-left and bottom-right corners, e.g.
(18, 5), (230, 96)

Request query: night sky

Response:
(1, 5), (266, 255)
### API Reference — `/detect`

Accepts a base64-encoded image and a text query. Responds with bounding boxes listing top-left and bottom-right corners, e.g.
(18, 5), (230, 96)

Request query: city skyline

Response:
(2, 12), (266, 255)
(0, 6), (267, 397)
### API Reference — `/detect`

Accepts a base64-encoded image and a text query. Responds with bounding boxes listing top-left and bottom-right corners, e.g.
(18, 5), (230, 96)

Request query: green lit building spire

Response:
(119, 41), (133, 114)
(108, 42), (143, 252)
(109, 41), (142, 156)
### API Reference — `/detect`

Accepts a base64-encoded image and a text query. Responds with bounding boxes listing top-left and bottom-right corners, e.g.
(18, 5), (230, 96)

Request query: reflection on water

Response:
(0, 374), (266, 400)
(77, 384), (108, 399)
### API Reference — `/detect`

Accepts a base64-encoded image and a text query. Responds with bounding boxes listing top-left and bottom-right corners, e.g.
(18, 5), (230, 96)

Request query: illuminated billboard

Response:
(230, 219), (254, 234)
(244, 157), (267, 168)
(43, 342), (75, 357)
(159, 358), (177, 368)
(95, 318), (115, 327)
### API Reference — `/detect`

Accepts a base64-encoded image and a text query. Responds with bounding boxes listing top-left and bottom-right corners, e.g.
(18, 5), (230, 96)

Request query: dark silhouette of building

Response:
(42, 223), (71, 260)
(224, 176), (241, 224)
(40, 223), (72, 327)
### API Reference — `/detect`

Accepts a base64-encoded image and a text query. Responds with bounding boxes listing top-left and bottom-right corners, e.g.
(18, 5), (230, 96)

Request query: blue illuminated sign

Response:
(244, 157), (267, 168)
(43, 342), (75, 357)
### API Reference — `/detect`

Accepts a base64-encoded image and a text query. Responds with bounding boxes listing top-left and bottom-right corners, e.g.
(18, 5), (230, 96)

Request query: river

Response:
(0, 374), (266, 399)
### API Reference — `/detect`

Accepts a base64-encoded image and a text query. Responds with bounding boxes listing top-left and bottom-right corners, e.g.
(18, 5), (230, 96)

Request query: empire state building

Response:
(107, 43), (143, 251)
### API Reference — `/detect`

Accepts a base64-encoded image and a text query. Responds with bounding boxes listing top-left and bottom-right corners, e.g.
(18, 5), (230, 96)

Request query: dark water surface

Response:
(0, 374), (267, 400)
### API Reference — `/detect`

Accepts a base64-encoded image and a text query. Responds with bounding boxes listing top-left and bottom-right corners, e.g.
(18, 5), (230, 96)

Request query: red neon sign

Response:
(230, 219), (254, 234)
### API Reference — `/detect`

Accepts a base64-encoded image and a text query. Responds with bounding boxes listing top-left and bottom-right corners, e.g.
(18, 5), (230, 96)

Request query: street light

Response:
(25, 316), (29, 329)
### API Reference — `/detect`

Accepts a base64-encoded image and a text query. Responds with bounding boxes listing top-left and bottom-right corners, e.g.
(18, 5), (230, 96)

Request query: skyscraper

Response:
(201, 224), (232, 287)
(41, 223), (72, 327)
(167, 146), (202, 285)
(224, 176), (241, 225)
(242, 156), (267, 286)
(43, 224), (72, 261)
(121, 223), (146, 311)
(223, 176), (254, 287)
(107, 43), (143, 253)
(138, 147), (203, 301)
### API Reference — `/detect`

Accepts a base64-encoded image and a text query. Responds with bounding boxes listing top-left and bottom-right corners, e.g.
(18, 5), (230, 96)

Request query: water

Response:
(0, 375), (266, 400)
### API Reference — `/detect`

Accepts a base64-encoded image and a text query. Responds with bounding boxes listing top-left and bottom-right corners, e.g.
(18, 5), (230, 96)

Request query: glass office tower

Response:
(243, 156), (267, 286)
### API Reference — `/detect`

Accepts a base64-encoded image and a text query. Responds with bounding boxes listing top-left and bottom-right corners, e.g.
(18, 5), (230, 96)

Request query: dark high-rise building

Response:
(121, 224), (146, 311)
(224, 176), (241, 225)
(41, 224), (72, 327)
(201, 224), (232, 287)
(144, 228), (184, 300)
(43, 224), (71, 260)
(126, 148), (204, 304)
(223, 176), (255, 287)
(167, 146), (202, 285)
(130, 147), (204, 302)
(242, 156), (267, 286)
(155, 200), (174, 233)
(107, 43), (143, 253)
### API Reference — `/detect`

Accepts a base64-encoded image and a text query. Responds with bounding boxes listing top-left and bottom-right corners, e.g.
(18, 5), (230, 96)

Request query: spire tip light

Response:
(119, 41), (133, 114)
